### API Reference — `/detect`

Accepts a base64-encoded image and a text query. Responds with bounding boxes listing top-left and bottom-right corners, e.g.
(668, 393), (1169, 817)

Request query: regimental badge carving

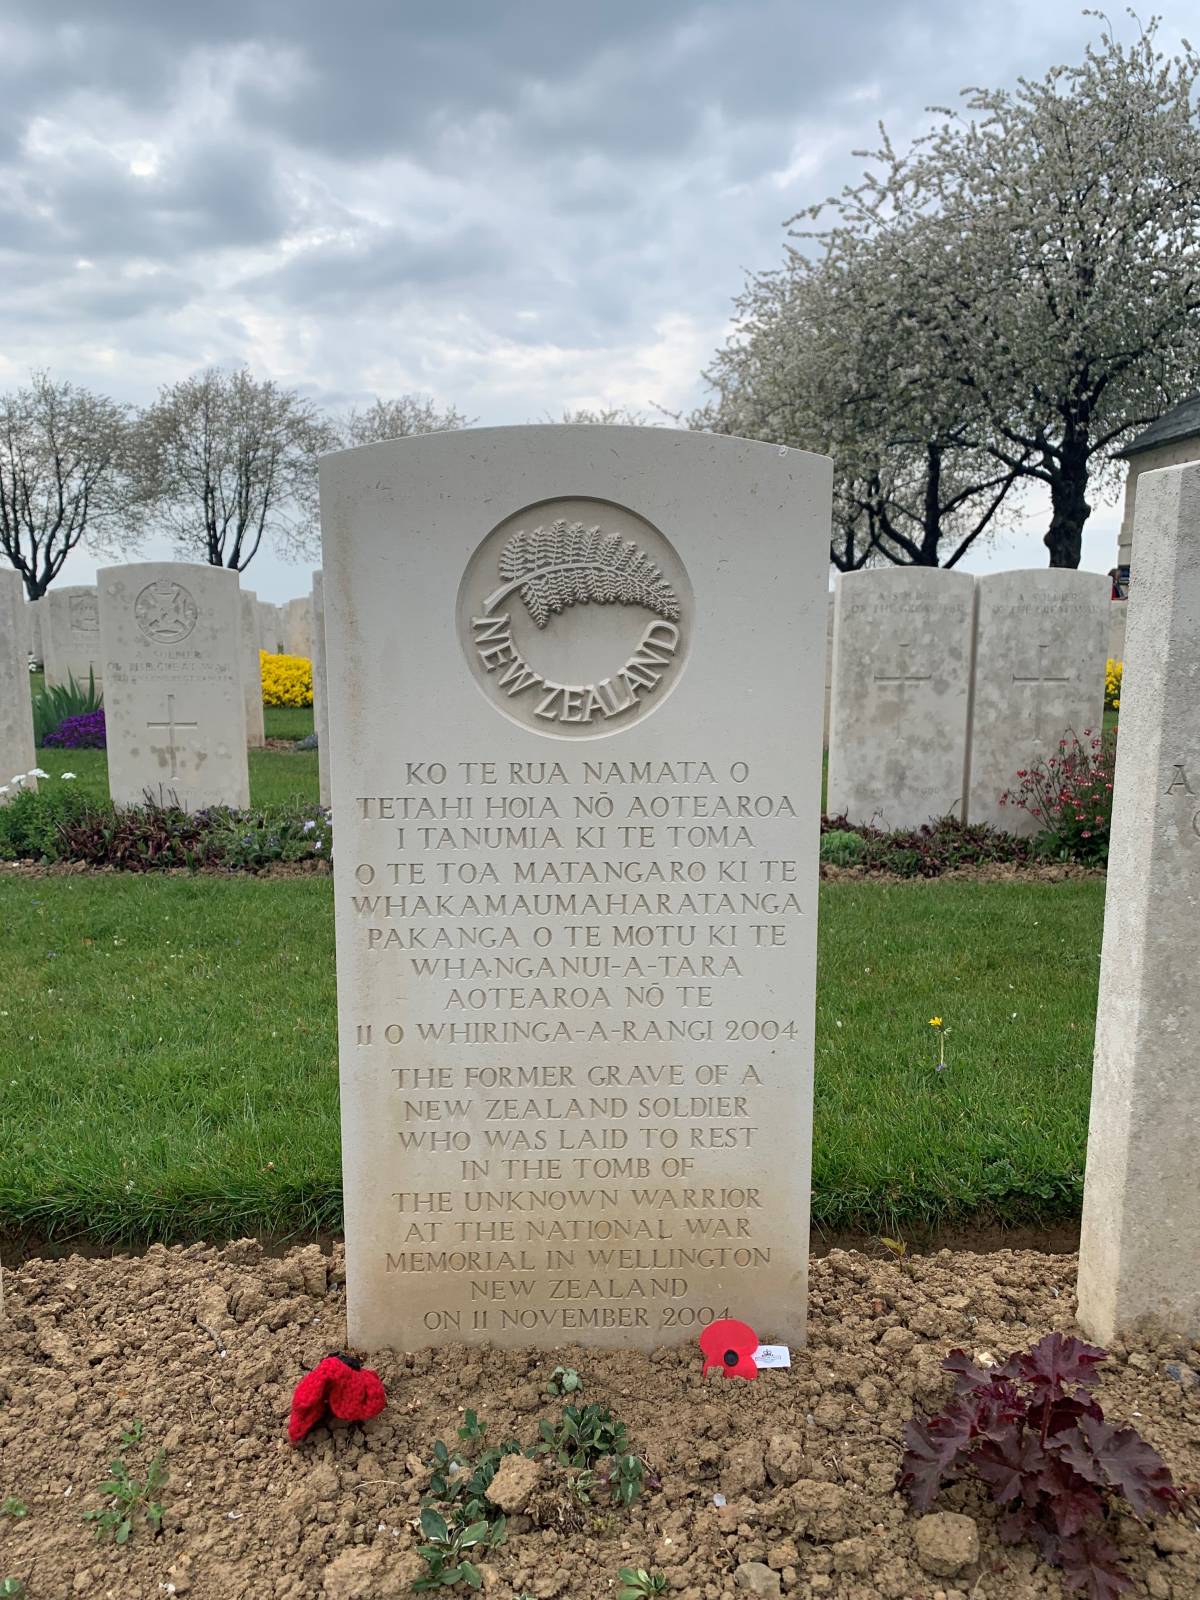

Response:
(458, 499), (691, 740)
(135, 578), (198, 644)
(69, 592), (99, 635)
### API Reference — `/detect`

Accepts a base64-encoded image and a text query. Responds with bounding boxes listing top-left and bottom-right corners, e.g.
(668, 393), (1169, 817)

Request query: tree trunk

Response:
(1044, 441), (1091, 568)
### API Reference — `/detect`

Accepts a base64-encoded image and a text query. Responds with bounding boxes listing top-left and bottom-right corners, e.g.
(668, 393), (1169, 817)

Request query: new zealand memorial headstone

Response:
(320, 425), (831, 1351)
(968, 570), (1109, 832)
(98, 562), (250, 810)
(240, 589), (266, 748)
(1077, 462), (1200, 1342)
(1, 571), (37, 801)
(44, 585), (103, 689)
(827, 568), (975, 830)
(311, 572), (330, 806)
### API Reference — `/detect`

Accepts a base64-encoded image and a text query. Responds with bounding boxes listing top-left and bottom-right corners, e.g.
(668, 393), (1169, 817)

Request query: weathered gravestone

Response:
(285, 595), (314, 659)
(240, 589), (266, 749)
(98, 562), (250, 810)
(1077, 462), (1200, 1343)
(311, 572), (330, 806)
(257, 599), (281, 655)
(0, 570), (37, 800)
(320, 425), (831, 1351)
(27, 598), (44, 666)
(822, 590), (834, 750)
(968, 570), (1109, 832)
(827, 568), (975, 830)
(44, 584), (103, 689)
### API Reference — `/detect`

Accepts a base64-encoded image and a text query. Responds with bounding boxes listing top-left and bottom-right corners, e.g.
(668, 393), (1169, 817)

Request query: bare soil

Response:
(1, 1243), (1196, 1600)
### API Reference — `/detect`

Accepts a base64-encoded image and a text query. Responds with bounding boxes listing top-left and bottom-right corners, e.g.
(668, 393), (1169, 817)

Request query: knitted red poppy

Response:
(288, 1353), (387, 1443)
(699, 1319), (759, 1381)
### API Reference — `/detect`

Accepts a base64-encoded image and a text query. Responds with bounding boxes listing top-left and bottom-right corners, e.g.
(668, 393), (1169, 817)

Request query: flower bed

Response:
(260, 650), (313, 707)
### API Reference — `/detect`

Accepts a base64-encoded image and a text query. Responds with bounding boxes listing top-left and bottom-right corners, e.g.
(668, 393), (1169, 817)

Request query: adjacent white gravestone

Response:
(0, 571), (37, 801)
(1108, 601), (1127, 666)
(27, 598), (44, 666)
(285, 595), (314, 659)
(98, 563), (250, 810)
(1077, 463), (1200, 1343)
(239, 589), (266, 749)
(968, 570), (1109, 832)
(256, 599), (281, 654)
(827, 568), (975, 830)
(311, 572), (331, 807)
(320, 425), (831, 1352)
(44, 585), (103, 689)
(822, 589), (834, 750)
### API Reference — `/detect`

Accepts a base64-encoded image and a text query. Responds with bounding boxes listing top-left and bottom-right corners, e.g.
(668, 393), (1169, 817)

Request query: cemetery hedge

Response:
(0, 872), (1104, 1247)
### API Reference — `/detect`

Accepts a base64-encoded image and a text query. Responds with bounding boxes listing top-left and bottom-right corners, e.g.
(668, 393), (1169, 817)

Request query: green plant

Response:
(1, 1579), (28, 1598)
(820, 827), (867, 866)
(457, 1409), (486, 1447)
(0, 777), (97, 861)
(547, 1365), (582, 1396)
(31, 670), (101, 745)
(0, 1497), (26, 1518)
(82, 1422), (168, 1545)
(606, 1453), (648, 1509)
(618, 1569), (668, 1598)
(535, 1403), (629, 1470)
(413, 1508), (501, 1592)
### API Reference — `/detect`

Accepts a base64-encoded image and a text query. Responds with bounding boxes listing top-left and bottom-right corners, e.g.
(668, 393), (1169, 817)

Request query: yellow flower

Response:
(260, 651), (313, 707)
(929, 1017), (943, 1028)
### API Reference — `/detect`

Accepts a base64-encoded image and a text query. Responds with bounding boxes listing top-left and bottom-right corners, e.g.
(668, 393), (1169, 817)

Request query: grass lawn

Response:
(0, 873), (1105, 1246)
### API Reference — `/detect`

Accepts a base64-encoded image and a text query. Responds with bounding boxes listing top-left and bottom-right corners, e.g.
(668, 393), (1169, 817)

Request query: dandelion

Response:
(929, 1016), (947, 1073)
(929, 1017), (942, 1028)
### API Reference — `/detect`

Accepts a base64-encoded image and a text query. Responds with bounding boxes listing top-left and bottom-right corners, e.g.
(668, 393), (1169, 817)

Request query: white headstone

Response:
(320, 425), (831, 1352)
(285, 595), (314, 659)
(98, 562), (250, 811)
(1108, 600), (1127, 666)
(1077, 463), (1200, 1343)
(240, 589), (266, 749)
(257, 599), (280, 654)
(43, 585), (103, 690)
(27, 598), (44, 666)
(822, 589), (834, 750)
(968, 570), (1109, 833)
(311, 572), (330, 807)
(0, 571), (37, 801)
(826, 568), (975, 830)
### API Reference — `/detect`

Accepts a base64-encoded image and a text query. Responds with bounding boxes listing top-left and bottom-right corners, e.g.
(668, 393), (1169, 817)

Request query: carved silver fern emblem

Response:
(484, 519), (679, 628)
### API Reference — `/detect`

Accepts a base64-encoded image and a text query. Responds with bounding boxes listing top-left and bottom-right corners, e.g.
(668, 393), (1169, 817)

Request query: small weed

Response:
(0, 1499), (26, 1519)
(1, 1579), (28, 1598)
(618, 1568), (668, 1598)
(413, 1508), (501, 1592)
(880, 1235), (909, 1267)
(457, 1409), (487, 1447)
(606, 1453), (649, 1509)
(547, 1365), (582, 1396)
(535, 1403), (629, 1470)
(82, 1423), (168, 1545)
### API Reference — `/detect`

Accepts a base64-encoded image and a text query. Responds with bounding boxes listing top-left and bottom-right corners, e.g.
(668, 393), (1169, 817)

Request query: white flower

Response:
(10, 774), (25, 786)
(0, 786), (8, 795)
(60, 772), (76, 780)
(29, 767), (49, 779)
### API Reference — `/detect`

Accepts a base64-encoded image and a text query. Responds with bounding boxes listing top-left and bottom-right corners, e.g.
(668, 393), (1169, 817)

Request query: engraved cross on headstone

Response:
(1012, 645), (1071, 738)
(872, 641), (933, 746)
(146, 694), (198, 778)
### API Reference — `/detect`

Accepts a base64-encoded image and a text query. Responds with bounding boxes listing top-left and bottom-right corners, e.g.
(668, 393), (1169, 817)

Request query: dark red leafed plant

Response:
(900, 1333), (1189, 1599)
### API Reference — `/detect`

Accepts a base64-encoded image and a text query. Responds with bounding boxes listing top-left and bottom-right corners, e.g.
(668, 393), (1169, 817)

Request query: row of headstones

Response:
(1, 566), (331, 810)
(310, 429), (1196, 1353)
(823, 568), (1113, 834)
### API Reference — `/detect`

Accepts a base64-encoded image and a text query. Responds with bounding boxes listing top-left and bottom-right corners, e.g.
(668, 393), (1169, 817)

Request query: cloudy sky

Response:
(4, 0), (1191, 601)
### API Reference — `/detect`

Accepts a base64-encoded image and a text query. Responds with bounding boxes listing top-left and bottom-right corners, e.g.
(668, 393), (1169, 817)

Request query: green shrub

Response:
(0, 779), (99, 861)
(31, 671), (102, 746)
(820, 828), (867, 866)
